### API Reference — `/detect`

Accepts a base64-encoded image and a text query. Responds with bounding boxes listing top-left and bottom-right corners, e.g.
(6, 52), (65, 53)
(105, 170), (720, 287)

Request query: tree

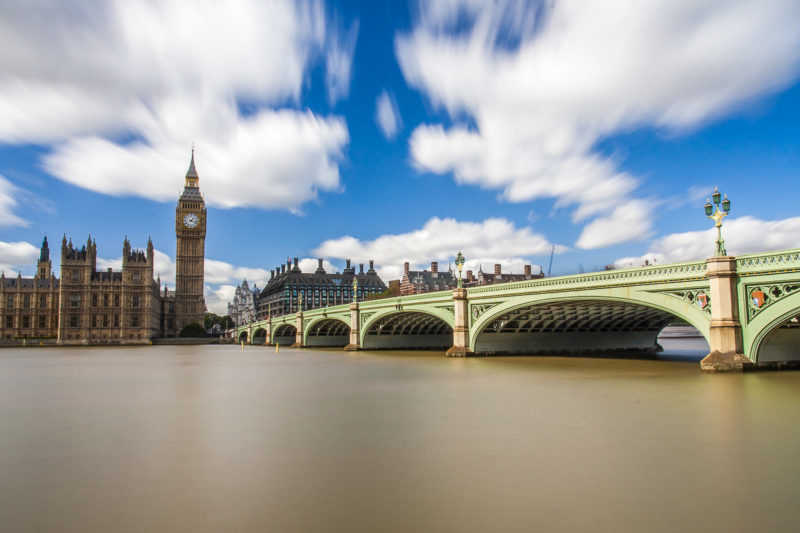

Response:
(180, 322), (207, 337)
(204, 313), (233, 330)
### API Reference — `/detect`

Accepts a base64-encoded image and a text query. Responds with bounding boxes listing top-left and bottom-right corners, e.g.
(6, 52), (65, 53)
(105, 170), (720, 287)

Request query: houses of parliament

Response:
(0, 153), (207, 344)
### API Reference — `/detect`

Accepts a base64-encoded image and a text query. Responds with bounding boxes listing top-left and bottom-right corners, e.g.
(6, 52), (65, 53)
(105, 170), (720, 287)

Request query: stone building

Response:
(0, 237), (60, 340)
(399, 262), (456, 295)
(0, 151), (206, 344)
(463, 264), (543, 287)
(228, 279), (259, 327)
(256, 258), (386, 319)
(57, 235), (162, 344)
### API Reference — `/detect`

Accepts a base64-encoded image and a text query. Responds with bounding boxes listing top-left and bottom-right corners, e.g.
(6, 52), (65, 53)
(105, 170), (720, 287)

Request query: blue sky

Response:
(1, 0), (799, 313)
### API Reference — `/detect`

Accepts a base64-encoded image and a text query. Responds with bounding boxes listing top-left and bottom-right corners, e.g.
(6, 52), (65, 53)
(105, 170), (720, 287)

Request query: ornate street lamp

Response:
(299, 290), (304, 311)
(352, 277), (358, 303)
(455, 251), (465, 288)
(704, 186), (731, 256)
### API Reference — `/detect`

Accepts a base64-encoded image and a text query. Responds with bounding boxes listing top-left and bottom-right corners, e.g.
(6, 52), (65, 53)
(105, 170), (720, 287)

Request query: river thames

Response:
(1, 341), (799, 532)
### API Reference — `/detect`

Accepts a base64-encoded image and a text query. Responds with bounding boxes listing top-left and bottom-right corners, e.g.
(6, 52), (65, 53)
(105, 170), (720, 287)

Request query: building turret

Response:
(37, 236), (52, 278)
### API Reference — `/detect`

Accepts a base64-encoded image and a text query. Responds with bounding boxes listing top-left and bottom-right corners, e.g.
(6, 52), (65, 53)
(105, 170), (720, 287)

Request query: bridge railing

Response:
(735, 248), (800, 276)
(467, 259), (708, 297)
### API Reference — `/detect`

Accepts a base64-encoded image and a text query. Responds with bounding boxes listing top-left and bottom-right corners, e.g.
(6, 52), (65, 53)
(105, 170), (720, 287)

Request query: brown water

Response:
(1, 341), (799, 532)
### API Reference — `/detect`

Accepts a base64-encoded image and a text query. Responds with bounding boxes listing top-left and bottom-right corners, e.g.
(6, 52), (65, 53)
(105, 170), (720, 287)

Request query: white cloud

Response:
(575, 200), (653, 249)
(0, 241), (39, 276)
(0, 0), (355, 211)
(326, 18), (360, 105)
(614, 216), (800, 268)
(375, 90), (402, 140)
(314, 216), (561, 281)
(206, 284), (238, 316)
(0, 176), (28, 227)
(397, 0), (800, 246)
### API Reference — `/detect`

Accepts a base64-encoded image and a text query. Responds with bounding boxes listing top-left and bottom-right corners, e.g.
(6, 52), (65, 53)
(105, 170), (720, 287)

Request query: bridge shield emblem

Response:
(696, 292), (709, 309)
(751, 290), (765, 308)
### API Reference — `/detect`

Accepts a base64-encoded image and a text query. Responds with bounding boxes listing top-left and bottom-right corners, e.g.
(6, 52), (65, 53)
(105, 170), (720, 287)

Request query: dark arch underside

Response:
(252, 328), (267, 345)
(306, 319), (350, 347)
(363, 312), (453, 349)
(757, 310), (800, 363)
(475, 300), (687, 355)
(273, 324), (296, 345)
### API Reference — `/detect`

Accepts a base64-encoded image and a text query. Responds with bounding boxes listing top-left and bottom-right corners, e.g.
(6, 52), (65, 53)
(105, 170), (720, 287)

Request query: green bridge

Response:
(236, 250), (800, 371)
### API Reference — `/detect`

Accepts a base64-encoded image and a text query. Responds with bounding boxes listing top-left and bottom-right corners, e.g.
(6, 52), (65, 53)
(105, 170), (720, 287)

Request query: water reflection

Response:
(1, 344), (798, 532)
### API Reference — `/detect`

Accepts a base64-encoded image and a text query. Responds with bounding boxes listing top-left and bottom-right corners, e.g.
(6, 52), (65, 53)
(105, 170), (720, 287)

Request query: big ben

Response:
(175, 150), (207, 330)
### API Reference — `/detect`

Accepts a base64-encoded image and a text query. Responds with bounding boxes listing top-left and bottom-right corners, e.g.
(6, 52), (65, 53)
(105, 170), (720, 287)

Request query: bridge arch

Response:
(746, 291), (800, 364)
(252, 327), (267, 345)
(361, 310), (453, 350)
(272, 323), (297, 346)
(470, 292), (711, 356)
(238, 330), (249, 344)
(304, 317), (350, 347)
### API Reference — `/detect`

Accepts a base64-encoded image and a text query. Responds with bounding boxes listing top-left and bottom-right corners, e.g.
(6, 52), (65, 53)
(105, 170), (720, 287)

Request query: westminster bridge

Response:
(236, 249), (800, 371)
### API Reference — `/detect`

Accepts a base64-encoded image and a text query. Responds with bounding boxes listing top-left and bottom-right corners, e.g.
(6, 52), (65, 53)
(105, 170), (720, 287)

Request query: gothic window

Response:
(39, 295), (47, 308)
(130, 315), (139, 327)
(38, 316), (46, 328)
(6, 295), (13, 309)
(22, 316), (30, 328)
(23, 294), (30, 308)
(6, 316), (13, 328)
(133, 271), (141, 281)
(92, 315), (97, 328)
(69, 293), (80, 308)
(71, 270), (80, 281)
(69, 315), (79, 328)
(92, 294), (98, 307)
(103, 294), (109, 307)
(131, 294), (140, 308)
(114, 294), (120, 307)
(114, 315), (119, 328)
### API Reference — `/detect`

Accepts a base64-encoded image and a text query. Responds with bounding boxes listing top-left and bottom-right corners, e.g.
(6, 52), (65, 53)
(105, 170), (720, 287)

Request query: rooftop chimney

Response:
(346, 259), (351, 271)
(359, 263), (364, 274)
(404, 262), (410, 276)
(368, 260), (374, 272)
(494, 264), (501, 275)
(524, 265), (532, 277)
(281, 264), (286, 274)
(316, 258), (325, 274)
(466, 270), (474, 282)
(431, 261), (438, 273)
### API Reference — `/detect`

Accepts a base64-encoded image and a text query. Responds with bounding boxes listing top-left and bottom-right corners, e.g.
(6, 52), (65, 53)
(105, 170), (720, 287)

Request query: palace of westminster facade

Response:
(0, 154), (207, 343)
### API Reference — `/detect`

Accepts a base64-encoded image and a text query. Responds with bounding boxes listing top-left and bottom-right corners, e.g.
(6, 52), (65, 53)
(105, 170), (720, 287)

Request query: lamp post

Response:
(352, 277), (358, 303)
(704, 187), (731, 256)
(455, 251), (465, 288)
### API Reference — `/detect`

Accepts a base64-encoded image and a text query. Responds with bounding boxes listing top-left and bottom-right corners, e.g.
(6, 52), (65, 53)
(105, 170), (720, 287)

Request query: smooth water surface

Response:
(1, 342), (799, 532)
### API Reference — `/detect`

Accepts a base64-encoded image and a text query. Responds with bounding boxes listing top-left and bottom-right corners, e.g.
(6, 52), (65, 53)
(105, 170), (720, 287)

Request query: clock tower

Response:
(175, 150), (207, 331)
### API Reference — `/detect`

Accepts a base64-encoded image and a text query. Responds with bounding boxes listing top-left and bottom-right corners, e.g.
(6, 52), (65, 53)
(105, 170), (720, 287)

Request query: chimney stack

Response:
(369, 260), (374, 271)
(404, 262), (410, 275)
(346, 259), (351, 271)
(466, 270), (474, 282)
(494, 264), (501, 275)
(281, 264), (286, 274)
(524, 264), (531, 276)
(431, 261), (438, 273)
(359, 263), (364, 274)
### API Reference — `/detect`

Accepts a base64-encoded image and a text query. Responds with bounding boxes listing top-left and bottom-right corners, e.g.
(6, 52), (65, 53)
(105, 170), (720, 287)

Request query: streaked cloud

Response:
(314, 217), (562, 281)
(0, 176), (28, 227)
(375, 90), (402, 140)
(0, 0), (356, 211)
(397, 0), (800, 247)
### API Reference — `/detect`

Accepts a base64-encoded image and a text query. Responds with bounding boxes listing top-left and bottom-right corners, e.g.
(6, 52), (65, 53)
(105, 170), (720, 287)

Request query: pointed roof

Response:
(186, 148), (198, 179)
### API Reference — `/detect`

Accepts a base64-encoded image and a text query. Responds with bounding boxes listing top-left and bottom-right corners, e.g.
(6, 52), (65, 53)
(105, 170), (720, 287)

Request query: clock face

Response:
(183, 213), (199, 229)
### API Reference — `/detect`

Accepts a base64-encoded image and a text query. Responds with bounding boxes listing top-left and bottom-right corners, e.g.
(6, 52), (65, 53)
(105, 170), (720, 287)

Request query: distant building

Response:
(228, 279), (260, 327)
(0, 237), (60, 339)
(255, 258), (386, 319)
(399, 261), (543, 295)
(400, 262), (456, 295)
(464, 264), (543, 287)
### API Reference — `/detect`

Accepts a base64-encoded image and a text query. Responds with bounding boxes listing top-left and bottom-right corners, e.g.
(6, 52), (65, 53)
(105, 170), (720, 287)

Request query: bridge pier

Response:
(291, 311), (304, 348)
(344, 302), (360, 351)
(701, 256), (753, 372)
(446, 288), (472, 356)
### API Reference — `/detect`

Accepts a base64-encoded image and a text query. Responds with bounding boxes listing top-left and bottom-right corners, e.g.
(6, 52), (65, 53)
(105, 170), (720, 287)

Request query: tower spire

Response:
(185, 147), (199, 187)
